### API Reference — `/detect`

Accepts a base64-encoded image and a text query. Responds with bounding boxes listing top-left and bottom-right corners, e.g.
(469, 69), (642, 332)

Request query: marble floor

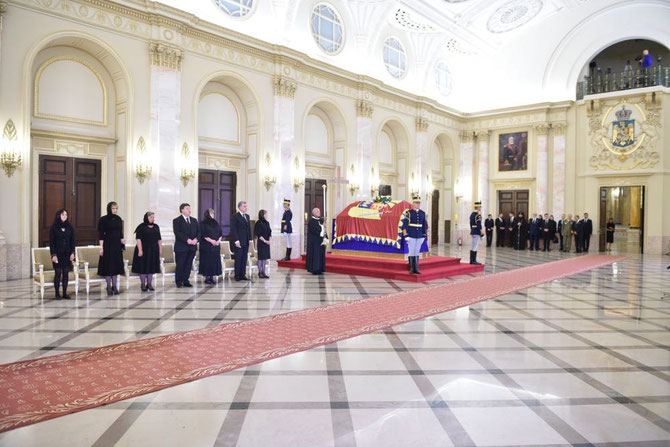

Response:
(0, 245), (669, 447)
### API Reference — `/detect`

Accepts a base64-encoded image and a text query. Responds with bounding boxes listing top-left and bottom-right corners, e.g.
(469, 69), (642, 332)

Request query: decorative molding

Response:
(273, 76), (296, 99)
(355, 100), (374, 118)
(551, 122), (567, 135)
(415, 117), (429, 133)
(149, 41), (183, 70)
(459, 131), (474, 143)
(534, 123), (550, 135)
(31, 129), (117, 144)
(475, 130), (491, 139)
(487, 0), (544, 34)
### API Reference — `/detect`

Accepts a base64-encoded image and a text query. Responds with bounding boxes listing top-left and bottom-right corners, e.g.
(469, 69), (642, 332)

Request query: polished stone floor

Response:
(0, 245), (669, 447)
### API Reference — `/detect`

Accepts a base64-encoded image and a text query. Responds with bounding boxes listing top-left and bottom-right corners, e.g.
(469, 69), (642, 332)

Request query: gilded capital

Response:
(459, 131), (474, 142)
(273, 76), (297, 99)
(149, 42), (183, 71)
(551, 122), (568, 135)
(415, 117), (429, 133)
(356, 100), (374, 118)
(534, 123), (550, 135)
(475, 130), (491, 140)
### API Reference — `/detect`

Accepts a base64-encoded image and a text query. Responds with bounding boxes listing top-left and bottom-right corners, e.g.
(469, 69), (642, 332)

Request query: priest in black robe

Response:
(306, 207), (326, 275)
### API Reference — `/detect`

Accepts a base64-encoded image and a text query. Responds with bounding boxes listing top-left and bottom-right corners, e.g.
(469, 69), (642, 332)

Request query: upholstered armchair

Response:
(75, 246), (107, 294)
(122, 244), (139, 289)
(32, 247), (78, 298)
(160, 243), (176, 285)
(247, 241), (259, 277)
(219, 241), (236, 279)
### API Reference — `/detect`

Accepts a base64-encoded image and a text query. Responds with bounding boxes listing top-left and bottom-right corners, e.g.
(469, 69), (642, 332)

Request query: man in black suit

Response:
(573, 214), (583, 253)
(484, 214), (494, 247)
(495, 213), (506, 247)
(529, 213), (541, 251)
(583, 212), (593, 252)
(231, 201), (252, 281)
(172, 203), (200, 287)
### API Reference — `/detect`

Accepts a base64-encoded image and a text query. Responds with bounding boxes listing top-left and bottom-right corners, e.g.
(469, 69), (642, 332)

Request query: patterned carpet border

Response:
(0, 254), (626, 432)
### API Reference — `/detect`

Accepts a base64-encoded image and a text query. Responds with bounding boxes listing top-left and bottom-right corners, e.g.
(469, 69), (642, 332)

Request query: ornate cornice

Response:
(149, 41), (183, 70)
(273, 76), (296, 99)
(459, 131), (474, 143)
(534, 123), (550, 135)
(415, 117), (428, 132)
(475, 129), (491, 139)
(355, 100), (373, 118)
(551, 122), (567, 135)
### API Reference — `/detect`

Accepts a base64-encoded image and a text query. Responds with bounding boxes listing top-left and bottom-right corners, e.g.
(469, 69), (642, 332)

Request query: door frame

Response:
(32, 139), (109, 249)
(598, 184), (646, 254)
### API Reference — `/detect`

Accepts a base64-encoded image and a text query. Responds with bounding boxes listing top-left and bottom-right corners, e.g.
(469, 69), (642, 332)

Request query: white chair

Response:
(247, 241), (259, 277)
(160, 243), (177, 285)
(32, 247), (78, 298)
(122, 244), (140, 289)
(219, 241), (235, 279)
(75, 246), (107, 294)
(192, 247), (200, 284)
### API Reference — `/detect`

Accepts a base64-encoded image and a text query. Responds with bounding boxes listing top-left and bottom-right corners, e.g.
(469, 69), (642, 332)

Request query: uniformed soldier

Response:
(280, 199), (293, 261)
(403, 195), (428, 274)
(469, 202), (484, 265)
(561, 214), (573, 252)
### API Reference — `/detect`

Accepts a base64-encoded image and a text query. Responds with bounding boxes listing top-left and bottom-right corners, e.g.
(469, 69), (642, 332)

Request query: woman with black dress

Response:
(98, 201), (125, 295)
(132, 211), (162, 291)
(199, 208), (222, 285)
(254, 209), (272, 279)
(49, 209), (75, 300)
(606, 218), (616, 251)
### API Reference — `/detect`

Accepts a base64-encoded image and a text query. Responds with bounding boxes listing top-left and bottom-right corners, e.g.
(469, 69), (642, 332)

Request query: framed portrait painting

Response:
(498, 131), (528, 172)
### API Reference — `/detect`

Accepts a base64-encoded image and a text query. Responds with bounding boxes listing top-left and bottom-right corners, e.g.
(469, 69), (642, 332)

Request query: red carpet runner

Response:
(0, 254), (625, 432)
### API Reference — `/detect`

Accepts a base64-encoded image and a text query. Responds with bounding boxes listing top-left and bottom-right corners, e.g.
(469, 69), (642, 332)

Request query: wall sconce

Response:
(370, 166), (380, 196)
(263, 153), (277, 190)
(180, 142), (196, 187)
(1, 119), (21, 177)
(426, 174), (434, 195)
(349, 163), (359, 195)
(455, 194), (463, 203)
(292, 156), (304, 191)
(134, 137), (152, 184)
(409, 171), (419, 196)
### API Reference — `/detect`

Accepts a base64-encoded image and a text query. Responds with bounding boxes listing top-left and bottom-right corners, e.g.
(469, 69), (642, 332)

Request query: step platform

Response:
(277, 253), (484, 282)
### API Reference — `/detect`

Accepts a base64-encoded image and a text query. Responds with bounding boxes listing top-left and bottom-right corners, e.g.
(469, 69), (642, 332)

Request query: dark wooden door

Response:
(38, 155), (101, 247)
(304, 178), (327, 249)
(198, 169), (236, 241)
(639, 186), (645, 254)
(379, 184), (392, 196)
(431, 190), (439, 245)
(599, 187), (607, 252)
(498, 190), (529, 218)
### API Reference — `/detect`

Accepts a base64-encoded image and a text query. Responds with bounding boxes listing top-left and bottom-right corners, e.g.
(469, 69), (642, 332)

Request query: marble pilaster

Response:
(534, 124), (549, 214)
(415, 117), (429, 197)
(354, 100), (374, 201)
(0, 1), (6, 68)
(456, 131), (474, 243)
(552, 123), (567, 217)
(475, 130), (491, 214)
(273, 76), (298, 258)
(148, 42), (183, 242)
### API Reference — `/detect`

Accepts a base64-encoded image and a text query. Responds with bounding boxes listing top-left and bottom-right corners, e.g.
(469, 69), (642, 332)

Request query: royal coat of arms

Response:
(611, 105), (635, 149)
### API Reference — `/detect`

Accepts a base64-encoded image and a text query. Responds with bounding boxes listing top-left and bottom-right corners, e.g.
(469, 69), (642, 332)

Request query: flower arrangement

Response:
(372, 195), (392, 204)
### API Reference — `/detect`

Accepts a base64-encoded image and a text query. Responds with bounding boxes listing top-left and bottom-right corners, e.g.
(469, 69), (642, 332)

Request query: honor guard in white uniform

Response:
(281, 199), (293, 261)
(469, 201), (484, 265)
(402, 195), (428, 274)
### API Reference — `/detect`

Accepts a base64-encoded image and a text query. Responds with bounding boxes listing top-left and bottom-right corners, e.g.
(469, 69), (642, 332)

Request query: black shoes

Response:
(147, 284), (155, 291)
(62, 294), (72, 300)
(106, 286), (113, 296)
(469, 251), (482, 265)
(175, 282), (182, 288)
(183, 281), (193, 287)
(282, 248), (292, 261)
(111, 286), (119, 295)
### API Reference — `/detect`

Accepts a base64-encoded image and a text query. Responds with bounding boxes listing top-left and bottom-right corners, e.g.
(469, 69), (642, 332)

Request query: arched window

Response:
(378, 130), (393, 166)
(434, 61), (452, 96)
(214, 0), (254, 18)
(311, 3), (344, 55)
(383, 37), (407, 79)
(305, 114), (329, 155)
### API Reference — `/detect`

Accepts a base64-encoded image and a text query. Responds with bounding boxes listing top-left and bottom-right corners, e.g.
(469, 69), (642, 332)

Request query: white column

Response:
(456, 131), (474, 243)
(415, 117), (429, 196)
(272, 76), (298, 257)
(534, 124), (549, 214)
(355, 100), (373, 200)
(552, 123), (567, 217)
(148, 42), (183, 242)
(475, 130), (491, 214)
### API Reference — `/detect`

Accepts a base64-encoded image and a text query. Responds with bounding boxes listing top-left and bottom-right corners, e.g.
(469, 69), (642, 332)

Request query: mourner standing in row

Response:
(558, 213), (566, 251)
(280, 199), (293, 261)
(199, 209), (222, 285)
(484, 213), (494, 247)
(606, 217), (616, 251)
(469, 202), (484, 265)
(306, 207), (327, 275)
(173, 203), (199, 287)
(573, 214), (584, 253)
(495, 213), (506, 247)
(583, 212), (593, 252)
(132, 211), (162, 292)
(542, 214), (556, 252)
(49, 209), (75, 300)
(98, 201), (125, 296)
(515, 212), (528, 250)
(231, 201), (252, 281)
(529, 213), (541, 251)
(254, 209), (272, 278)
(562, 214), (573, 252)
(508, 212), (516, 248)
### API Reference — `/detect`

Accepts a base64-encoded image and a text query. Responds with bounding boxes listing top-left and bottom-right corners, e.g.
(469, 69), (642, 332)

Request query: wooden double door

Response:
(304, 178), (327, 249)
(431, 190), (439, 245)
(198, 169), (237, 241)
(498, 190), (529, 218)
(38, 155), (102, 247)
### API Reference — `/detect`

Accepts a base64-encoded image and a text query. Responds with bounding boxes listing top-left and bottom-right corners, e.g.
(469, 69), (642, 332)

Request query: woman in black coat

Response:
(98, 201), (125, 295)
(49, 208), (75, 300)
(606, 218), (616, 251)
(132, 211), (162, 291)
(254, 209), (272, 279)
(199, 208), (222, 285)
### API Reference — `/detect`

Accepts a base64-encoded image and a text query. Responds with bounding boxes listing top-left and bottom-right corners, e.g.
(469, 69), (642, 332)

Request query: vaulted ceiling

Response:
(154, 0), (670, 113)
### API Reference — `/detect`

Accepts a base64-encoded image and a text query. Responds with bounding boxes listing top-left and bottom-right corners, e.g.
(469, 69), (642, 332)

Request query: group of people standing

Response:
(481, 211), (600, 253)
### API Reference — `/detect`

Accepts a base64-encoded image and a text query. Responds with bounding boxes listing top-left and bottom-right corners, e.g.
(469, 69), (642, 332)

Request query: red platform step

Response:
(277, 253), (484, 282)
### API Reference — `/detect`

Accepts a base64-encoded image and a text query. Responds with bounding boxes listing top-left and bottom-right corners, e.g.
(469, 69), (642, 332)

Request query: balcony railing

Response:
(576, 63), (669, 100)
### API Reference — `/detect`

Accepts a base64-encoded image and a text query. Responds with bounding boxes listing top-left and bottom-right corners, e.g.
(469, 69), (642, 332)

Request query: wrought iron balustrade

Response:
(576, 61), (669, 100)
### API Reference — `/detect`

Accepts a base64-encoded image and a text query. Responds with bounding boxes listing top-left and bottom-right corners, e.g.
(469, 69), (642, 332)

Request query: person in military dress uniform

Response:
(469, 202), (485, 265)
(280, 199), (293, 261)
(403, 195), (428, 274)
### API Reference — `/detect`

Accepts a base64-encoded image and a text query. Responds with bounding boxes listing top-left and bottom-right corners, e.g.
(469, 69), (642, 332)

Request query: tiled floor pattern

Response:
(0, 245), (668, 446)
